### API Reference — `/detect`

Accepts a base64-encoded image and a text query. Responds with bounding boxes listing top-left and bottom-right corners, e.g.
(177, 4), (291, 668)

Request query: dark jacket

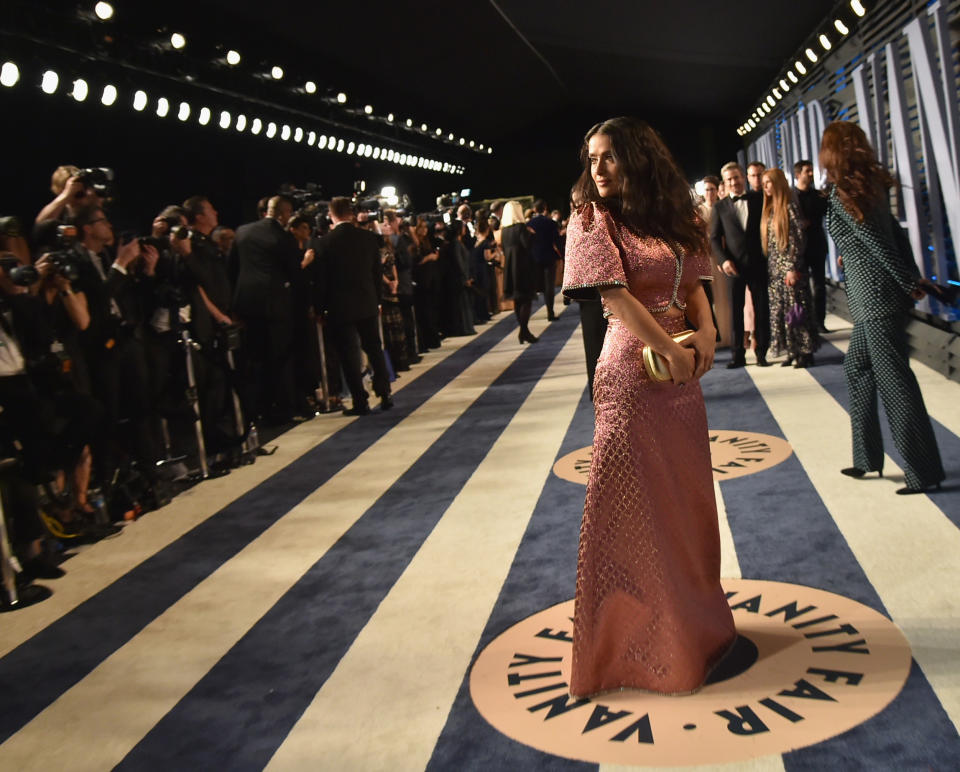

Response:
(314, 222), (382, 322)
(229, 217), (302, 321)
(527, 214), (561, 266)
(709, 191), (764, 276)
(825, 186), (920, 322)
(795, 186), (829, 260)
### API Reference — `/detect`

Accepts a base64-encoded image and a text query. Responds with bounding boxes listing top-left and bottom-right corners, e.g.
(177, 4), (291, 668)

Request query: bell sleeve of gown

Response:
(561, 202), (628, 301)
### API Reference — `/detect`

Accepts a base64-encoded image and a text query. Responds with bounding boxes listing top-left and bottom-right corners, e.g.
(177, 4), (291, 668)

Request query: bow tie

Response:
(731, 195), (747, 201)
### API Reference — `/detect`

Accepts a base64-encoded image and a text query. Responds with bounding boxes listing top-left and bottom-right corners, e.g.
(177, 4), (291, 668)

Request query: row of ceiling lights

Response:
(0, 61), (466, 175)
(87, 2), (492, 155)
(738, 0), (866, 136)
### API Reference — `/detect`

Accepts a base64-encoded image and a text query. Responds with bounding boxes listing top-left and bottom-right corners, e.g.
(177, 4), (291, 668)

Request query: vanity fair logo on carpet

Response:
(469, 579), (911, 766)
(552, 430), (793, 484)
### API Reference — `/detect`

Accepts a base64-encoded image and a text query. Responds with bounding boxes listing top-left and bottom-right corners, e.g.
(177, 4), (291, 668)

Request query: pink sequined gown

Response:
(562, 202), (736, 697)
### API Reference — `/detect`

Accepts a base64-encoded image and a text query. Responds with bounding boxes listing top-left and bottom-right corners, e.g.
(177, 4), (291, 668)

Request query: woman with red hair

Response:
(819, 121), (943, 495)
(761, 167), (818, 367)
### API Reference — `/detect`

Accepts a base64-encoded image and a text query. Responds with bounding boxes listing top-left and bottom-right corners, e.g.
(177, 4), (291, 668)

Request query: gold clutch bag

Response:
(642, 329), (696, 382)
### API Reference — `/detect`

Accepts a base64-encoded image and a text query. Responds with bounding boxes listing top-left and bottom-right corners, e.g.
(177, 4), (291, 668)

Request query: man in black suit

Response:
(793, 159), (830, 333)
(229, 195), (303, 423)
(315, 197), (391, 415)
(710, 162), (771, 368)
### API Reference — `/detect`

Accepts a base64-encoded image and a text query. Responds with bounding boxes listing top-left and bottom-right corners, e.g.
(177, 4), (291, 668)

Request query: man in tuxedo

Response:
(793, 159), (830, 333)
(710, 162), (771, 368)
(315, 196), (391, 415)
(229, 195), (303, 423)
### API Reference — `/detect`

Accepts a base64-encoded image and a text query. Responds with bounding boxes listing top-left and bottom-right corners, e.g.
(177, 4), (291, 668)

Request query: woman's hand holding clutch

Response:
(665, 344), (696, 385)
(684, 327), (716, 379)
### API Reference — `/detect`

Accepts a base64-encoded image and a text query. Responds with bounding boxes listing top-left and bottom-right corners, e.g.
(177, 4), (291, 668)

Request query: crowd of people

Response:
(0, 164), (570, 604)
(699, 158), (829, 370)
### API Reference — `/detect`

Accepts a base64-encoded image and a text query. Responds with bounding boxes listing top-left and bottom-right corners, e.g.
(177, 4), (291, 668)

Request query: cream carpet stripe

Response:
(0, 309), (548, 772)
(265, 328), (584, 772)
(0, 326), (476, 657)
(746, 361), (960, 735)
(602, 754), (787, 772)
(821, 312), (960, 438)
(716, 481), (742, 580)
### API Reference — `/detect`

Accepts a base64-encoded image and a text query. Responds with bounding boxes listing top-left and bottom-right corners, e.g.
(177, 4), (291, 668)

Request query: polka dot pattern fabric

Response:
(825, 187), (944, 490)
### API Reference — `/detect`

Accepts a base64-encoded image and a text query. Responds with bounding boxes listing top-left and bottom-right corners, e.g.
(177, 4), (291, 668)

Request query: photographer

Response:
(386, 213), (420, 365)
(34, 165), (109, 227)
(71, 205), (165, 503)
(0, 240), (102, 545)
(140, 206), (195, 445)
(181, 196), (237, 455)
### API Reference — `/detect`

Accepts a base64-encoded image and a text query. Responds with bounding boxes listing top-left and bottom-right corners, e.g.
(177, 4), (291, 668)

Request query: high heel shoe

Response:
(896, 482), (942, 495)
(780, 357), (794, 367)
(523, 331), (539, 343)
(841, 467), (882, 479)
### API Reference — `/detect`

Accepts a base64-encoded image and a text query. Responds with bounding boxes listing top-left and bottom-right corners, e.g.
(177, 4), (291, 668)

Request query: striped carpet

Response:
(0, 301), (957, 771)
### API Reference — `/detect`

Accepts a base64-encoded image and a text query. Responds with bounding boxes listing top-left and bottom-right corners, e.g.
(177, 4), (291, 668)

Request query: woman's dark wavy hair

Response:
(819, 120), (894, 223)
(570, 117), (706, 257)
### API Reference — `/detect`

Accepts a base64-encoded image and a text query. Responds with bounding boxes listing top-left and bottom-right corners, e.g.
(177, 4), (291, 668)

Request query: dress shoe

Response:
(726, 358), (745, 369)
(380, 396), (394, 411)
(755, 354), (770, 367)
(841, 467), (882, 479)
(22, 555), (66, 581)
(896, 482), (942, 495)
(342, 403), (371, 417)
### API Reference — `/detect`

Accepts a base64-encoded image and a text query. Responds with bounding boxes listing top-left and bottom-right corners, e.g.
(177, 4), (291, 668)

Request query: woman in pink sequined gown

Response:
(562, 117), (736, 697)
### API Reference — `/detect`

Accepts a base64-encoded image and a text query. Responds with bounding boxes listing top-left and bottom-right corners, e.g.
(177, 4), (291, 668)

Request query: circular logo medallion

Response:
(469, 579), (911, 766)
(552, 430), (793, 484)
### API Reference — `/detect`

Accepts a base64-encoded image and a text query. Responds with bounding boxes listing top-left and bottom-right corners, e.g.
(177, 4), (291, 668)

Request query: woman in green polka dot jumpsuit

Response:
(820, 121), (944, 495)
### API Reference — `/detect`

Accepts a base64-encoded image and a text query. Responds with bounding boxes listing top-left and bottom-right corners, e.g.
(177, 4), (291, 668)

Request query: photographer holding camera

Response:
(34, 165), (111, 228)
(0, 226), (103, 549)
(181, 196), (238, 455)
(71, 205), (166, 504)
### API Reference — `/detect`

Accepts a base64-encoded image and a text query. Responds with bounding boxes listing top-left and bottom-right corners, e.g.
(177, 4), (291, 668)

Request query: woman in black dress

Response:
(500, 200), (540, 343)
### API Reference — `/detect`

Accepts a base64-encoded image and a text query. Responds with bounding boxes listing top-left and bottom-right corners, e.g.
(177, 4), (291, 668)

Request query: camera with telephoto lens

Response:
(45, 225), (81, 283)
(0, 253), (39, 287)
(75, 167), (115, 199)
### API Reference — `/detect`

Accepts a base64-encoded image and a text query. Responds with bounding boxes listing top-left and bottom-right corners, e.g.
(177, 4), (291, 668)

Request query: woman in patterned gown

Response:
(761, 168), (818, 367)
(562, 117), (736, 697)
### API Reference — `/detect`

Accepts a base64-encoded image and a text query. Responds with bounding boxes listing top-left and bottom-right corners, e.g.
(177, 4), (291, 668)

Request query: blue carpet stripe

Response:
(427, 387), (594, 772)
(0, 310), (523, 744)
(805, 340), (960, 527)
(113, 310), (582, 771)
(704, 349), (960, 771)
